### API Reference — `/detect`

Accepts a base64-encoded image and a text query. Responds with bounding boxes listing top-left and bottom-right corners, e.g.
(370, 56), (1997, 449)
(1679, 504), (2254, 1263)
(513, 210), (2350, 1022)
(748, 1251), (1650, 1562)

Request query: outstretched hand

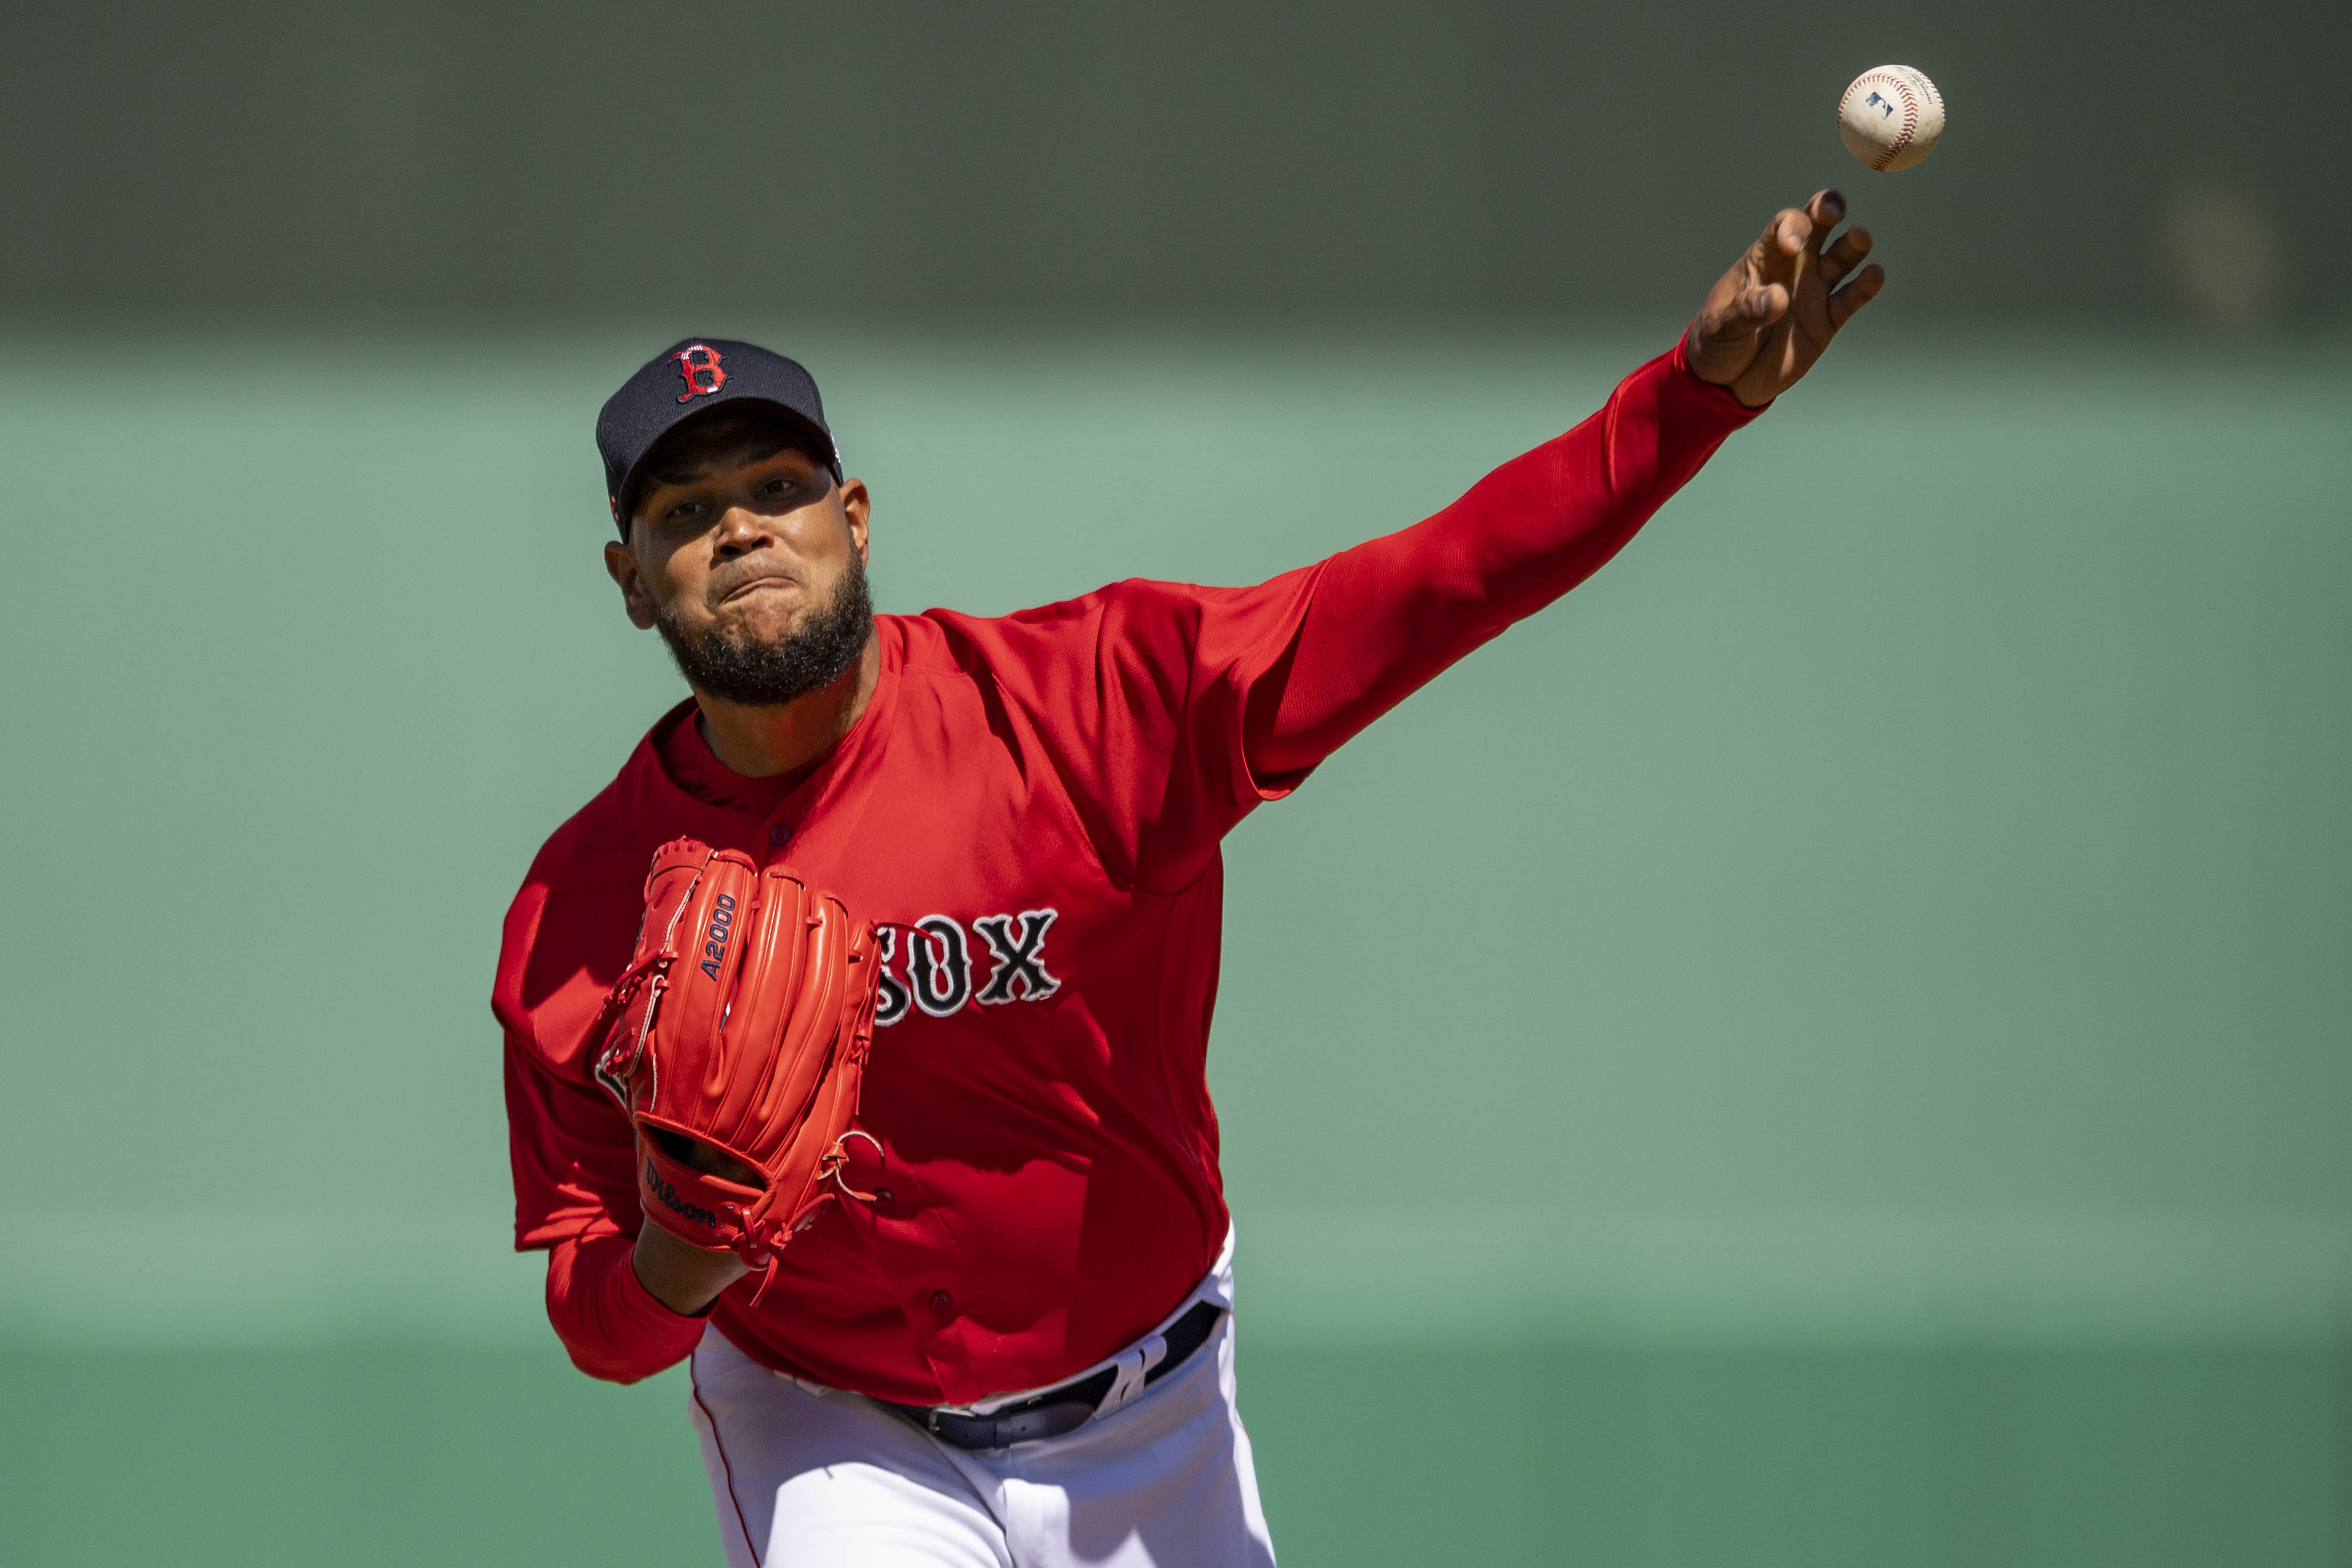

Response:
(1684, 190), (1885, 407)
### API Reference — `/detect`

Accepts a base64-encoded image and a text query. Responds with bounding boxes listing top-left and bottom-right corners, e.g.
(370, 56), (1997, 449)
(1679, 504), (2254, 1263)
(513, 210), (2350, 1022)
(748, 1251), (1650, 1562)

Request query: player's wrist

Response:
(631, 1216), (750, 1317)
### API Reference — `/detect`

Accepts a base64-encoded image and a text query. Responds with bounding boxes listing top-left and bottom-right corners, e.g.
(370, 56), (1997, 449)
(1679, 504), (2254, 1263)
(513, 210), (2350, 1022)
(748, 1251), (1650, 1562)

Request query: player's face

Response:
(605, 419), (872, 659)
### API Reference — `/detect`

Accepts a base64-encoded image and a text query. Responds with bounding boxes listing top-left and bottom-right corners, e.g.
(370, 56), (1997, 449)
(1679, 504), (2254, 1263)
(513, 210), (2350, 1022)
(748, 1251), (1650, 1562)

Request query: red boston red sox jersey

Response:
(496, 344), (1758, 1403)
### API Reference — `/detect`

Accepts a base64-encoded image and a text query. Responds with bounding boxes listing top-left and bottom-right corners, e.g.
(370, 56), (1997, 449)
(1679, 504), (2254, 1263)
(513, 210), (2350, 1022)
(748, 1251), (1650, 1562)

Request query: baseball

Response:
(1838, 65), (1945, 172)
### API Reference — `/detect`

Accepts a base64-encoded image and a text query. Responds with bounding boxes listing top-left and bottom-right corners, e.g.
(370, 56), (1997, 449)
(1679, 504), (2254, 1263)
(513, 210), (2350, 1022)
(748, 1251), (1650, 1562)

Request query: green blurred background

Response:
(4, 4), (2349, 1564)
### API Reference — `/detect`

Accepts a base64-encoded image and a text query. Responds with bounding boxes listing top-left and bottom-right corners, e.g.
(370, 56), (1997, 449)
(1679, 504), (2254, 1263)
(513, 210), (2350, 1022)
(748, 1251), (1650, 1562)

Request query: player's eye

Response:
(760, 476), (794, 497)
(665, 498), (707, 523)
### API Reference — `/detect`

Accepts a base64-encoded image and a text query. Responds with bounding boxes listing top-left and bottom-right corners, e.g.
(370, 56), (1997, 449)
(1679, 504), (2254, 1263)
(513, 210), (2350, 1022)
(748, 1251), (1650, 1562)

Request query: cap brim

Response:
(614, 399), (843, 537)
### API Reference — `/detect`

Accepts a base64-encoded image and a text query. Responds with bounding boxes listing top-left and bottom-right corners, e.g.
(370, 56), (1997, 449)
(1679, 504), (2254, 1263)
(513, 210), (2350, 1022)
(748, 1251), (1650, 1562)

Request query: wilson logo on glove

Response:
(644, 1159), (720, 1231)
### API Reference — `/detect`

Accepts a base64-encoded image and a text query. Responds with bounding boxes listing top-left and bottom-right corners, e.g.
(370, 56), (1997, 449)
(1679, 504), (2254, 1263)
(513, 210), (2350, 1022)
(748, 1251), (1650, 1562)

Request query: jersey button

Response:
(927, 1289), (954, 1315)
(767, 824), (789, 847)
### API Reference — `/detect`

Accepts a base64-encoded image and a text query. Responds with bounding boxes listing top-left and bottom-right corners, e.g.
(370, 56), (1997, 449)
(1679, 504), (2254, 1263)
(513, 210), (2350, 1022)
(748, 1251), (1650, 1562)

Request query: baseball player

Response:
(497, 190), (1883, 1567)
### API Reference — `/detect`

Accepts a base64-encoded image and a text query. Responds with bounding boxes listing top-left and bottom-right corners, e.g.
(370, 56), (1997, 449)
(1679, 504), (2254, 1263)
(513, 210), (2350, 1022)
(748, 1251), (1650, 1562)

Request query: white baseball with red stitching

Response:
(1838, 65), (1945, 173)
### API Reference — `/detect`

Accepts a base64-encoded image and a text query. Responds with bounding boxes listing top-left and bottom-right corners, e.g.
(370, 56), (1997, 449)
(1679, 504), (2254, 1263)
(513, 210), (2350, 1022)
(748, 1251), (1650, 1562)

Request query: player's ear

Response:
(604, 539), (659, 631)
(840, 476), (871, 566)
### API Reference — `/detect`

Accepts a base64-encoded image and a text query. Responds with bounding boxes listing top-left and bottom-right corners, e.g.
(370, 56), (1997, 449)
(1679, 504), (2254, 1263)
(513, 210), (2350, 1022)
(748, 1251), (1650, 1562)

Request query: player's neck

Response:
(692, 633), (881, 779)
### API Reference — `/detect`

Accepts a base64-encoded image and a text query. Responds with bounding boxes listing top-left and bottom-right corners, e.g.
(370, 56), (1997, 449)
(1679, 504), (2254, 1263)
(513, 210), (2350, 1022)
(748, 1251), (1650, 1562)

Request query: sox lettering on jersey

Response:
(908, 915), (970, 1019)
(873, 925), (912, 1026)
(973, 911), (1061, 1004)
(872, 909), (1060, 1026)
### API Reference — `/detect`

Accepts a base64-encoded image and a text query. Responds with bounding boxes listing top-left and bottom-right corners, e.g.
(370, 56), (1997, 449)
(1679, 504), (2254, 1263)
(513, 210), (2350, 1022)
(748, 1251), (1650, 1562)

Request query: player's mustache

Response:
(704, 555), (807, 609)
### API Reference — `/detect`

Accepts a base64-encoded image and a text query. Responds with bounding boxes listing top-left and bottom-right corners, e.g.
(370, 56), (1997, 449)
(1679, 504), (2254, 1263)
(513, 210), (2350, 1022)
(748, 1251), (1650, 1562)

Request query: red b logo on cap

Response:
(672, 344), (728, 403)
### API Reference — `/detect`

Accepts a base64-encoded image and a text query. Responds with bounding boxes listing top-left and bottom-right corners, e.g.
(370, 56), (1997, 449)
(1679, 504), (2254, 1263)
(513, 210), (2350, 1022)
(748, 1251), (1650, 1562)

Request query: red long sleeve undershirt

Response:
(542, 343), (1756, 1386)
(546, 1231), (708, 1383)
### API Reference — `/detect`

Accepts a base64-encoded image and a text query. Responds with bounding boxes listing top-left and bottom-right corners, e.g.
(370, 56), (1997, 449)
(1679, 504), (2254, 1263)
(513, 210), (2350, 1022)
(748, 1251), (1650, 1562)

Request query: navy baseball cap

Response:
(596, 337), (843, 537)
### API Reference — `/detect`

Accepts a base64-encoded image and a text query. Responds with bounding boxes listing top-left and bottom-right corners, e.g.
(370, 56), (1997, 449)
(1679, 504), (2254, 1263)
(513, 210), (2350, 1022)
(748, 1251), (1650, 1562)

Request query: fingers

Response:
(1804, 189), (1847, 253)
(1819, 225), (1874, 287)
(1752, 190), (1848, 270)
(1826, 264), (1886, 330)
(1742, 281), (1790, 329)
(1747, 207), (1804, 277)
(1705, 280), (1789, 344)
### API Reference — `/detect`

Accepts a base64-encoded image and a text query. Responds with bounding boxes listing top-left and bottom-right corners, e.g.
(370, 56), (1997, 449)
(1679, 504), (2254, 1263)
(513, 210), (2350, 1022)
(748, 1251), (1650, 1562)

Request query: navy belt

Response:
(882, 1299), (1224, 1450)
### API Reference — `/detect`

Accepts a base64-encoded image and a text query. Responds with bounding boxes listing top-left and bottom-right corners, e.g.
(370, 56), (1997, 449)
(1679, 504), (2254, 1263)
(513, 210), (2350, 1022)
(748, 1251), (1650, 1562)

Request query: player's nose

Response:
(712, 502), (786, 554)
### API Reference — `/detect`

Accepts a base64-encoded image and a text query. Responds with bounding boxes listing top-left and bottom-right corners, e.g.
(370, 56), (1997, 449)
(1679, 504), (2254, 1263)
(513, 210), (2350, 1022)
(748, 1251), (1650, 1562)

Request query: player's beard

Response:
(655, 555), (875, 707)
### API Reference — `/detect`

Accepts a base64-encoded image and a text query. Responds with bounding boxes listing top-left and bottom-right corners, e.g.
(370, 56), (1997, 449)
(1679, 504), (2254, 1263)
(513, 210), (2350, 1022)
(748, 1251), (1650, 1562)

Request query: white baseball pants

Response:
(686, 1235), (1276, 1567)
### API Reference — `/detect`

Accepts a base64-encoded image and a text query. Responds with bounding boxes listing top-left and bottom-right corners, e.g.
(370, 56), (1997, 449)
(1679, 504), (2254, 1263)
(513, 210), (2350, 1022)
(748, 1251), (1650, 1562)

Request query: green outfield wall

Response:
(1, 330), (2347, 1562)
